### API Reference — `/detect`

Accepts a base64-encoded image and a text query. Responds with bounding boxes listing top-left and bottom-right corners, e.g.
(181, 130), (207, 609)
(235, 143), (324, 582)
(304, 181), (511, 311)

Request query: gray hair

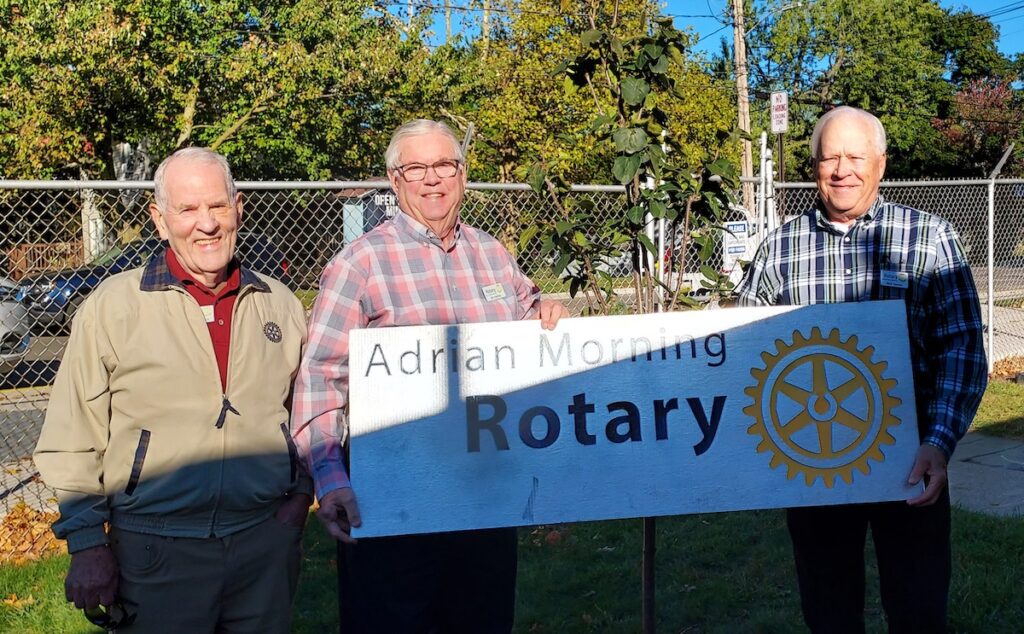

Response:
(385, 119), (466, 170)
(810, 106), (887, 160)
(153, 147), (236, 211)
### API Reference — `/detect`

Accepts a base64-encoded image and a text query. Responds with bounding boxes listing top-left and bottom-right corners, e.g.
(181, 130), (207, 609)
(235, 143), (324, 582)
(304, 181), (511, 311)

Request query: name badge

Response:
(482, 283), (507, 301)
(881, 270), (909, 289)
(201, 305), (216, 323)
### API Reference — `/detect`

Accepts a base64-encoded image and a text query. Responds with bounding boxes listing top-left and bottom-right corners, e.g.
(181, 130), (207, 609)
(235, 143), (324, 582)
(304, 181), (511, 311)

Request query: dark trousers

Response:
(337, 527), (517, 634)
(787, 488), (951, 634)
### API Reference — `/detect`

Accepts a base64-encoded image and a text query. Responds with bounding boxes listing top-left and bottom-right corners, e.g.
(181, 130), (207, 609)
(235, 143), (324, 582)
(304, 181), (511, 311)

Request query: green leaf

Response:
(649, 199), (668, 218)
(667, 44), (685, 66)
(610, 36), (624, 59)
(572, 231), (589, 247)
(581, 29), (604, 48)
(620, 77), (650, 106)
(708, 157), (736, 178)
(700, 264), (719, 280)
(612, 154), (642, 184)
(519, 224), (540, 249)
(650, 54), (669, 74)
(637, 233), (656, 255)
(526, 163), (546, 193)
(612, 127), (649, 153)
(554, 252), (572, 274)
(555, 220), (574, 235)
(643, 44), (664, 60)
(626, 205), (646, 224)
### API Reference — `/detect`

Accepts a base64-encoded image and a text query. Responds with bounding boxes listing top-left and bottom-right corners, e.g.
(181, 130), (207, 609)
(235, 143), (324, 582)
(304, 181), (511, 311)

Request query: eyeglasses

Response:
(394, 160), (462, 182)
(84, 602), (137, 631)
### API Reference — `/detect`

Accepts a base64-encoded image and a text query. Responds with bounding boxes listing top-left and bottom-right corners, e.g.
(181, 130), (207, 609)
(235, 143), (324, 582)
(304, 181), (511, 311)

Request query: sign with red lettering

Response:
(771, 91), (789, 134)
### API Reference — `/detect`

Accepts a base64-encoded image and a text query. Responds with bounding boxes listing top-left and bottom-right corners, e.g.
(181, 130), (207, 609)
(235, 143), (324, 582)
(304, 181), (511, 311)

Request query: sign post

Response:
(771, 90), (789, 213)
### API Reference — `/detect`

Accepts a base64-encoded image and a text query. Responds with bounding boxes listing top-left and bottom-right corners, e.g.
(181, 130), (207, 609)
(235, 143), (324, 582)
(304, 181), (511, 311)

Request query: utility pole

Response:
(482, 0), (490, 57)
(732, 0), (755, 212)
(446, 1), (452, 42)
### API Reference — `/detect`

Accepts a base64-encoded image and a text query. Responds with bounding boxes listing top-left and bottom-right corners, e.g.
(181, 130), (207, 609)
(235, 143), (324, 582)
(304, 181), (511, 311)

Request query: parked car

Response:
(0, 276), (31, 374)
(16, 233), (293, 331)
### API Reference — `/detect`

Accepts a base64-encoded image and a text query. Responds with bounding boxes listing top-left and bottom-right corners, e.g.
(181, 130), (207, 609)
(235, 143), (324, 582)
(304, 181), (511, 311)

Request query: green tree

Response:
(527, 11), (739, 314)
(0, 0), (424, 180)
(745, 0), (1015, 178)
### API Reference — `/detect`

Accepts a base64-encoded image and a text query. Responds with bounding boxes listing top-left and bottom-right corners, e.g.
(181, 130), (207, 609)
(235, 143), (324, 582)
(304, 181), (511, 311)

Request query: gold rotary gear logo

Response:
(743, 327), (902, 487)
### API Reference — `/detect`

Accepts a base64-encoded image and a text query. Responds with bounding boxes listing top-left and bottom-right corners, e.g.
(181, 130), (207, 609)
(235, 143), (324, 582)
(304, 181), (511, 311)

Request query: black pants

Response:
(337, 527), (517, 634)
(787, 488), (951, 634)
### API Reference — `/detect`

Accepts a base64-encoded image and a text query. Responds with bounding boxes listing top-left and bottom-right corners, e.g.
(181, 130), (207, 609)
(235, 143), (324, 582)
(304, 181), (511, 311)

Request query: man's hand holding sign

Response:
(347, 301), (923, 537)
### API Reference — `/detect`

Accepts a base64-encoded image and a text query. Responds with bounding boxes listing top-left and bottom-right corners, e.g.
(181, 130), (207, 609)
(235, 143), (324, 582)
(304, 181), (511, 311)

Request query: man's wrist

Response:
(65, 525), (110, 554)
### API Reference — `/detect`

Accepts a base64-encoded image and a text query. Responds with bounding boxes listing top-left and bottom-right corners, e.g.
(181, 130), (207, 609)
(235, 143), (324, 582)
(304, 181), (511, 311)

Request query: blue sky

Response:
(667, 0), (1024, 58)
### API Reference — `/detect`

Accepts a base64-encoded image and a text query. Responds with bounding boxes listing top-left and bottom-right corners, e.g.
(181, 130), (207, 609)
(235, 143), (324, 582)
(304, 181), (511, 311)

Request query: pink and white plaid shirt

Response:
(291, 211), (541, 499)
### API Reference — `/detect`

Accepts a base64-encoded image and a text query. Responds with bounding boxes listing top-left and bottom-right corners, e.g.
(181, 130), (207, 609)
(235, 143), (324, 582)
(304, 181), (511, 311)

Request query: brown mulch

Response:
(991, 356), (1024, 382)
(0, 503), (66, 565)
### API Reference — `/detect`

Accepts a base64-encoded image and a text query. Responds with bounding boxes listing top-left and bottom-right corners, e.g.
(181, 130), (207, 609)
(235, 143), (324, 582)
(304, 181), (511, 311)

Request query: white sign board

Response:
(722, 220), (752, 275)
(349, 302), (920, 537)
(771, 91), (789, 134)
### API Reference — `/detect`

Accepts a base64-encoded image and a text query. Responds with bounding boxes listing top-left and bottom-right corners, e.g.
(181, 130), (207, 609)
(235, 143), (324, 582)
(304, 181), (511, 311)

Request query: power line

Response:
(980, 1), (1024, 19)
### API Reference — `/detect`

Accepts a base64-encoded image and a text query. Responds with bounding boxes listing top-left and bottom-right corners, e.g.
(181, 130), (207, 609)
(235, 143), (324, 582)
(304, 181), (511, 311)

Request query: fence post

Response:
(988, 143), (1015, 372)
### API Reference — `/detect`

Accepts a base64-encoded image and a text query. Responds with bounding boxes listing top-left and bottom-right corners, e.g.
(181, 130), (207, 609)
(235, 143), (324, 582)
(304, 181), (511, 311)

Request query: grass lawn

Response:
(4, 379), (1023, 633)
(973, 380), (1024, 441)
(5, 510), (1021, 634)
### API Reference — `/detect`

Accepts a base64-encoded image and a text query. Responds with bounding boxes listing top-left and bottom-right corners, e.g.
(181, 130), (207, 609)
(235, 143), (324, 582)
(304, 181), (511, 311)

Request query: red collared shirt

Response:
(165, 248), (241, 391)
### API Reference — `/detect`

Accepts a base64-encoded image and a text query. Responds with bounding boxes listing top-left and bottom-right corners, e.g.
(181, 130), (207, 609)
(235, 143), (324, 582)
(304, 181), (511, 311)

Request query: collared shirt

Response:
(291, 212), (542, 499)
(165, 249), (241, 391)
(736, 196), (988, 457)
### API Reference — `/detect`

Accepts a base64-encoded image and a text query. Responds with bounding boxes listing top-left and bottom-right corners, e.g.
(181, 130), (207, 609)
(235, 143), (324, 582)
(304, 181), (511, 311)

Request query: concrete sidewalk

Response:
(949, 432), (1024, 517)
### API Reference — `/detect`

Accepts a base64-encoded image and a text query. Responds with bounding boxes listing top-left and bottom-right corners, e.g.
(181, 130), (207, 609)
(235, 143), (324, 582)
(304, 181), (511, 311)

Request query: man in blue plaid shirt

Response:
(737, 106), (987, 632)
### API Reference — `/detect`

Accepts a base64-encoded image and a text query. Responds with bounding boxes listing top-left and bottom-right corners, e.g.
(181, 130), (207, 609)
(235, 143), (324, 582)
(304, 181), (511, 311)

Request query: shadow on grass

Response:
(973, 381), (1024, 441)
(3, 508), (1020, 633)
(292, 508), (1024, 634)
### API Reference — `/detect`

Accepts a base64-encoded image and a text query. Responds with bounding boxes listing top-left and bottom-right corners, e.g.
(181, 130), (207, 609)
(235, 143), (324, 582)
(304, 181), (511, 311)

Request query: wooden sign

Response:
(349, 301), (920, 537)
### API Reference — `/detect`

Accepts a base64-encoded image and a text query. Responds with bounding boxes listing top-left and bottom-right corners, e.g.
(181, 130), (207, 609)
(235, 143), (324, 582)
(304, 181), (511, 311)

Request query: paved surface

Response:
(949, 432), (1024, 517)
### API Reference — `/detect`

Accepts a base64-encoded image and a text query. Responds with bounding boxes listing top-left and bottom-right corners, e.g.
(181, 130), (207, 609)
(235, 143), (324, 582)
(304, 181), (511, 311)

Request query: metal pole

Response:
(776, 133), (785, 217)
(642, 517), (656, 633)
(987, 143), (1015, 372)
(757, 132), (768, 237)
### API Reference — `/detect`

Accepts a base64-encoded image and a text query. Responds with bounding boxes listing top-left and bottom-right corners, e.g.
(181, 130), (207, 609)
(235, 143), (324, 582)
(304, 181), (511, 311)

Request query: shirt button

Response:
(844, 237), (851, 242)
(845, 268), (852, 275)
(217, 319), (224, 326)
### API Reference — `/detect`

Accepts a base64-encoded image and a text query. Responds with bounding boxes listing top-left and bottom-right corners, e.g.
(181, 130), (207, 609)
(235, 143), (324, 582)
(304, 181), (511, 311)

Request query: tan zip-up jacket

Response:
(34, 255), (308, 553)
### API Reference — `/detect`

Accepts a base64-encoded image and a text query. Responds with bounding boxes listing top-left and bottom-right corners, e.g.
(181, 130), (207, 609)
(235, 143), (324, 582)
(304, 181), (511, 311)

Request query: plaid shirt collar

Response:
(812, 194), (885, 234)
(139, 243), (270, 293)
(391, 210), (463, 250)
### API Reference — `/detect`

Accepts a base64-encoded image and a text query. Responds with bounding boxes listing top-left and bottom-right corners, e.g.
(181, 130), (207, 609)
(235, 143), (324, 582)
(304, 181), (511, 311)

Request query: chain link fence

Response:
(2, 178), (1023, 559)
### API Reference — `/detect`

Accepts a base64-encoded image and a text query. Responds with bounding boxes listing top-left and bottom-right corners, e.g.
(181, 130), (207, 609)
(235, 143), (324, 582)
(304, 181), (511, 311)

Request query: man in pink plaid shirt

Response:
(291, 119), (567, 633)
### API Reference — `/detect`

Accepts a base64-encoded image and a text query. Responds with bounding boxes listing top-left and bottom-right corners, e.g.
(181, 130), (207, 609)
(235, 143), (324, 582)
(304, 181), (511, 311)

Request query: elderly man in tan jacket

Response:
(35, 147), (310, 633)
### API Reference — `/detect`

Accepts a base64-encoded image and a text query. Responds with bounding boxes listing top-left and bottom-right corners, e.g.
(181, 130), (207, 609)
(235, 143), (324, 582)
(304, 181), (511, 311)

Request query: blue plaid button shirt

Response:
(736, 196), (988, 457)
